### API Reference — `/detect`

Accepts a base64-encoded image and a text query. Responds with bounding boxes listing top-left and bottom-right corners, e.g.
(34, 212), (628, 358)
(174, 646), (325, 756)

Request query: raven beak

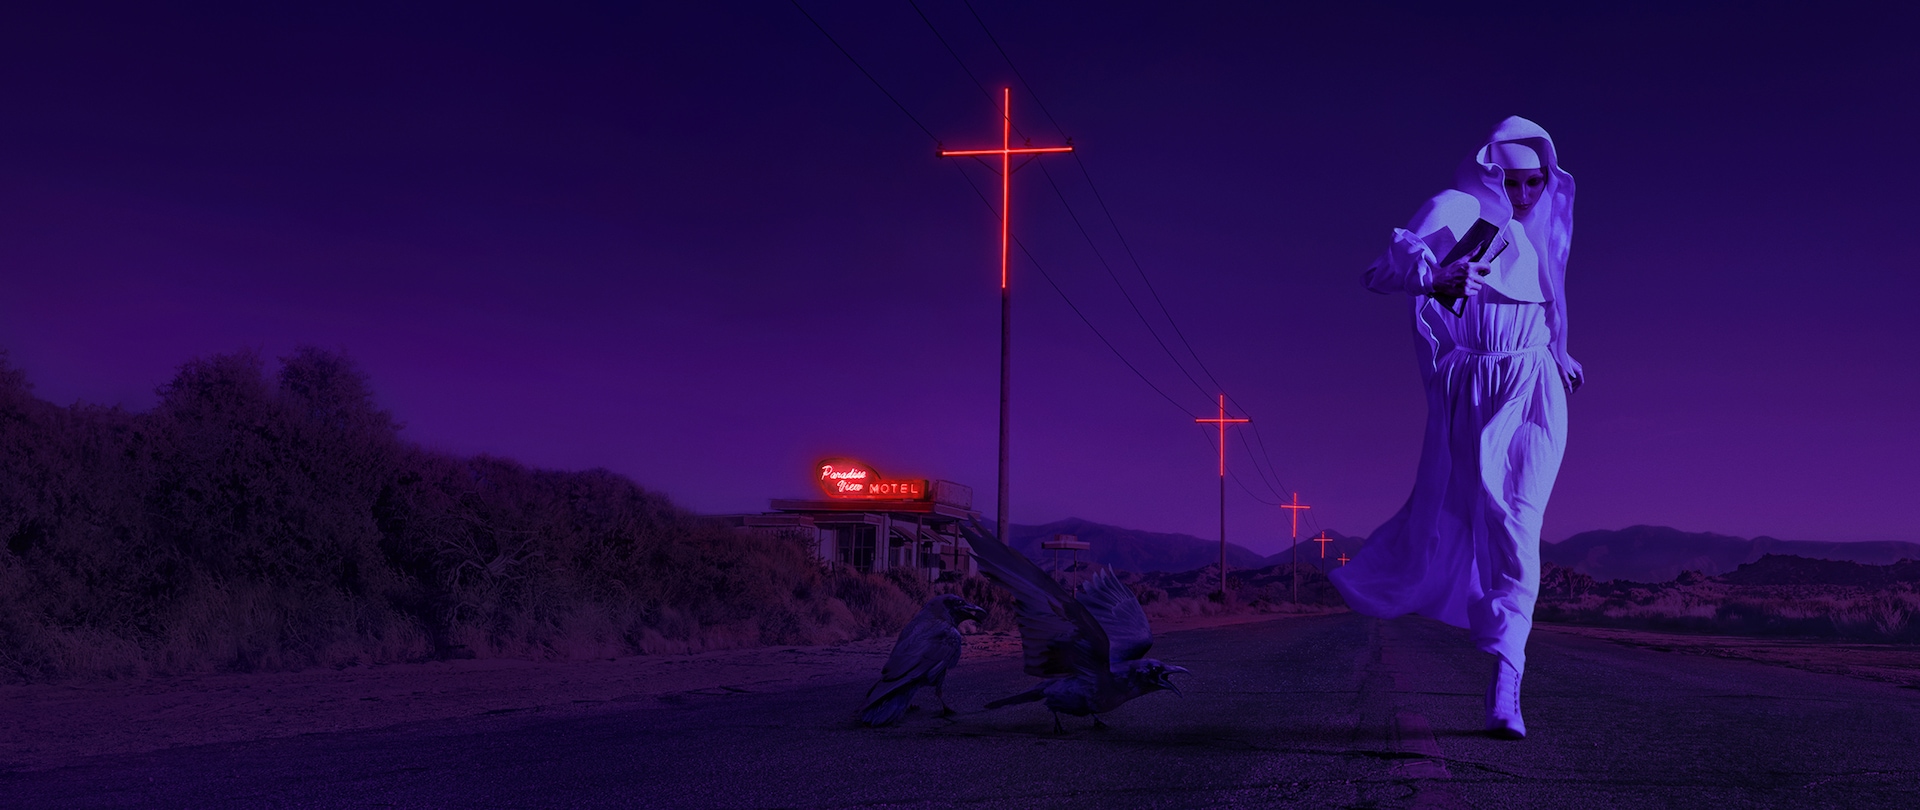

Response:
(961, 604), (988, 624)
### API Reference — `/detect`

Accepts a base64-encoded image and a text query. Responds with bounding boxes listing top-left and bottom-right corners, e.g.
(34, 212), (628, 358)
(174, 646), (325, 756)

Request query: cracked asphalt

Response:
(6, 612), (1917, 808)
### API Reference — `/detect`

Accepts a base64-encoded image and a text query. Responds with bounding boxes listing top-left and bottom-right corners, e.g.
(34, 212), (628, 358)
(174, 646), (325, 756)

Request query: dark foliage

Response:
(0, 348), (940, 682)
(1536, 559), (1920, 643)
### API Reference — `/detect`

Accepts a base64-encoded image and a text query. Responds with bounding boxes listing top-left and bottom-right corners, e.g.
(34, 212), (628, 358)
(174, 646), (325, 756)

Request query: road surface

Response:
(5, 613), (1917, 808)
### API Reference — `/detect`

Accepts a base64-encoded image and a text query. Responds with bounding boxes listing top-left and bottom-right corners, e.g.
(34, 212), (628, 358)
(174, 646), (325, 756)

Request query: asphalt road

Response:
(6, 613), (1918, 809)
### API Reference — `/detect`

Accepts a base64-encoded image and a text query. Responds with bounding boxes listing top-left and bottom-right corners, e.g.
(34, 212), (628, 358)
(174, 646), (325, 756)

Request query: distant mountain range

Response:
(1718, 554), (1920, 588)
(1006, 519), (1920, 583)
(1007, 517), (1366, 575)
(1544, 525), (1920, 583)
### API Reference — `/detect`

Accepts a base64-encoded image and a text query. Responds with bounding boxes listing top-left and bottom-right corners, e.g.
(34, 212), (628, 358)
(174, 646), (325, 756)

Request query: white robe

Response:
(1331, 117), (1577, 675)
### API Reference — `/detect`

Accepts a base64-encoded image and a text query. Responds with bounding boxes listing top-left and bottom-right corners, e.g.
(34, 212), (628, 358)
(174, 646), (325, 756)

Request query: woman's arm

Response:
(1362, 228), (1439, 295)
(1363, 191), (1484, 298)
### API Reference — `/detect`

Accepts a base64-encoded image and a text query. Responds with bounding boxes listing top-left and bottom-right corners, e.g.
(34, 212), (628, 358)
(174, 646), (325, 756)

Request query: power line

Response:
(1073, 153), (1232, 397)
(1035, 161), (1219, 406)
(1193, 424), (1284, 508)
(906, 0), (1003, 124)
(793, 0), (1199, 421)
(795, 1), (1319, 522)
(959, 0), (1068, 139)
(789, 0), (942, 145)
(947, 162), (1201, 420)
(953, 1), (1309, 502)
(917, 4), (1229, 418)
(911, 0), (1224, 413)
(1236, 424), (1291, 500)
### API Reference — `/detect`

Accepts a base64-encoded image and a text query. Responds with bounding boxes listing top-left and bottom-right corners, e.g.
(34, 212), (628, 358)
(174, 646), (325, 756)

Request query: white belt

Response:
(1452, 344), (1548, 358)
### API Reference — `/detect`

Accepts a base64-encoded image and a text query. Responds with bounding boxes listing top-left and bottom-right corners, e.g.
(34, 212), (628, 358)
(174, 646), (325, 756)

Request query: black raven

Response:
(858, 593), (988, 726)
(961, 522), (1189, 733)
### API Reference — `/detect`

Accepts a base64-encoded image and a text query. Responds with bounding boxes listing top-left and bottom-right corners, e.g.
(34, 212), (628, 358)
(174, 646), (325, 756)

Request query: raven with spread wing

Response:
(858, 593), (988, 726)
(961, 522), (1189, 733)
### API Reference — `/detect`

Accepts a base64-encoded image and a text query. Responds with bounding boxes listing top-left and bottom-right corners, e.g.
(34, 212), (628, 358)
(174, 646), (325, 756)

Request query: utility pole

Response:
(1279, 492), (1311, 603)
(938, 88), (1072, 544)
(1195, 394), (1250, 599)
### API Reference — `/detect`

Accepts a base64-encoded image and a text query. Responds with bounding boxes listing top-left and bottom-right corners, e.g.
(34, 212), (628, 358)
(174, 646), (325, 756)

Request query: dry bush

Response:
(1144, 595), (1230, 619)
(943, 573), (1019, 633)
(1539, 573), (1920, 644)
(0, 348), (949, 682)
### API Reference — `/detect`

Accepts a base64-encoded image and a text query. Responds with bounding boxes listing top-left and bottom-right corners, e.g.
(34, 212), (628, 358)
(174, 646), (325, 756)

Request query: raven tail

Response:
(858, 683), (918, 726)
(984, 685), (1047, 709)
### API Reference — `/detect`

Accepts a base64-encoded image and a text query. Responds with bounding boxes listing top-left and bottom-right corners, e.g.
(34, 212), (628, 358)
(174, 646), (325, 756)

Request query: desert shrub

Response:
(885, 565), (933, 605)
(1130, 583), (1167, 606)
(0, 347), (950, 682)
(1144, 595), (1228, 619)
(1833, 591), (1918, 642)
(829, 570), (919, 637)
(943, 573), (1019, 633)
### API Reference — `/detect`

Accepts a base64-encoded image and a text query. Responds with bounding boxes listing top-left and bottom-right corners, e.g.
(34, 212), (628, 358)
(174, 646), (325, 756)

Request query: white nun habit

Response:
(1331, 116), (1579, 677)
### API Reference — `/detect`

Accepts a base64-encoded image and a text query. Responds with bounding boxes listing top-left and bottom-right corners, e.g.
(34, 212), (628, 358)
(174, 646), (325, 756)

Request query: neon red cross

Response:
(1194, 393), (1250, 595)
(1279, 492), (1311, 544)
(1195, 394), (1251, 476)
(938, 88), (1073, 290)
(1314, 532), (1333, 559)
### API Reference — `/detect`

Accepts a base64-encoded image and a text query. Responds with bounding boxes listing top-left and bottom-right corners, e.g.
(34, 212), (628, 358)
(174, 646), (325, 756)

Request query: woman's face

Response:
(1504, 168), (1547, 217)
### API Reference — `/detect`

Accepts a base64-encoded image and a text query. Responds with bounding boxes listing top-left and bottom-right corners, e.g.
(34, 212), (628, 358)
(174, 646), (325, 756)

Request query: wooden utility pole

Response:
(939, 88), (1073, 544)
(1279, 492), (1311, 603)
(1195, 394), (1250, 599)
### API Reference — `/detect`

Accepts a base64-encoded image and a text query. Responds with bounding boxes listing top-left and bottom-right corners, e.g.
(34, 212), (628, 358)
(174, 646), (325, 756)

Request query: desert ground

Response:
(0, 609), (1314, 773)
(7, 609), (1918, 778)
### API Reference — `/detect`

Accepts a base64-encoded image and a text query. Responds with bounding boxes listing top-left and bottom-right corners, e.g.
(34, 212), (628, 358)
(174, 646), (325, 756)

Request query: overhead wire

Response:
(1192, 423), (1285, 508)
(797, 0), (1328, 534)
(952, 0), (1310, 508)
(944, 162), (1203, 420)
(958, 0), (1067, 139)
(793, 0), (1199, 420)
(789, 0), (943, 144)
(913, 0), (1219, 415)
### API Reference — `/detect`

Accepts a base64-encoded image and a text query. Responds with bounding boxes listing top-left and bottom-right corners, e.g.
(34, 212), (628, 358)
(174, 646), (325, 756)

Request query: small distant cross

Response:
(1337, 553), (1351, 566)
(1279, 492), (1311, 603)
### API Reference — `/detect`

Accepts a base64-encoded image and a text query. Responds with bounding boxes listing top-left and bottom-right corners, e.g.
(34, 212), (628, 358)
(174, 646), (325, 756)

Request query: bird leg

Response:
(1052, 713), (1066, 734)
(936, 684), (954, 717)
(1092, 714), (1108, 729)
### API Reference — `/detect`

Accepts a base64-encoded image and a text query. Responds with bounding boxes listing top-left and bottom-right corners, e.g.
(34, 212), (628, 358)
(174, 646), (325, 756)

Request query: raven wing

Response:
(959, 520), (1111, 682)
(868, 608), (961, 695)
(1077, 567), (1153, 662)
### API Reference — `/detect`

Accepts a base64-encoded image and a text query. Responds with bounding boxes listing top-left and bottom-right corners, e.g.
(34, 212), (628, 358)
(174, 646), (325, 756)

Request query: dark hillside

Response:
(0, 348), (932, 682)
(1545, 525), (1920, 582)
(1009, 517), (1266, 574)
(1718, 554), (1920, 588)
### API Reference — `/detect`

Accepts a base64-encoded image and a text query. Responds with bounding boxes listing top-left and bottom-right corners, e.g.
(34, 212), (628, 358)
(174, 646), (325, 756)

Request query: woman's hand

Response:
(1561, 358), (1585, 395)
(1431, 259), (1490, 298)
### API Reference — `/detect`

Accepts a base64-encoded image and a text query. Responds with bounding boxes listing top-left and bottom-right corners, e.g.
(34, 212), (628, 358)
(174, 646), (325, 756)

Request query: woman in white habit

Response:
(1329, 116), (1582, 740)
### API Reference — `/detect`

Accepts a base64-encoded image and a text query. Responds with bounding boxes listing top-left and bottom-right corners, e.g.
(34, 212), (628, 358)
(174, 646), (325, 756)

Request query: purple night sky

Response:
(3, 3), (1915, 556)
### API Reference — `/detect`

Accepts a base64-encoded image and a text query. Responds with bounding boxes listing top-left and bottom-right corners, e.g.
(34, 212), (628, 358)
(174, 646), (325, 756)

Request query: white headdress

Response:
(1458, 117), (1578, 375)
(1489, 141), (1541, 170)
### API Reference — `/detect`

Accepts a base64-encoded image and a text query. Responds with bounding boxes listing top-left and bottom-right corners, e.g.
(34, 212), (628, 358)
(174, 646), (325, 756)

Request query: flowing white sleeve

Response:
(1361, 191), (1479, 297)
(1362, 228), (1437, 296)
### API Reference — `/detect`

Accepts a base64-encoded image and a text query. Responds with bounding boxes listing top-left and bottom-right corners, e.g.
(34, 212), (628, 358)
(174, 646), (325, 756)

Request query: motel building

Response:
(716, 458), (981, 581)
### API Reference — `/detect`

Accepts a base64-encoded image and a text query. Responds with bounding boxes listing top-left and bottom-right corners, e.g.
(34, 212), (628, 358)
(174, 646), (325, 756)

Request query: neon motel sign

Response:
(816, 458), (927, 500)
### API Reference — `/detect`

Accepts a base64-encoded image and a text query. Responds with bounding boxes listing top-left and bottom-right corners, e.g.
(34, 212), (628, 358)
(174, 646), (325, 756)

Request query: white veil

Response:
(1458, 116), (1579, 380)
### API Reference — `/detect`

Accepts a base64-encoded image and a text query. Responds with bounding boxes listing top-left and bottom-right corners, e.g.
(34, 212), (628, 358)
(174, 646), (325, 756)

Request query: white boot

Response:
(1485, 658), (1526, 740)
